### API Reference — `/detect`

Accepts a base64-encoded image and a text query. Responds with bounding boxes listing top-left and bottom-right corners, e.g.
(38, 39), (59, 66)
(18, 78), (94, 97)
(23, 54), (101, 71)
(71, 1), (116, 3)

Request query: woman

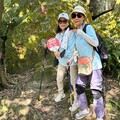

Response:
(70, 6), (105, 120)
(54, 12), (78, 112)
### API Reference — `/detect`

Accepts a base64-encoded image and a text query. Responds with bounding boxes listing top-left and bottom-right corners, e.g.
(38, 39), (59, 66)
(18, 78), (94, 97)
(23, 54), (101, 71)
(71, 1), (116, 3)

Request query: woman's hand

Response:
(67, 61), (72, 66)
(71, 29), (77, 33)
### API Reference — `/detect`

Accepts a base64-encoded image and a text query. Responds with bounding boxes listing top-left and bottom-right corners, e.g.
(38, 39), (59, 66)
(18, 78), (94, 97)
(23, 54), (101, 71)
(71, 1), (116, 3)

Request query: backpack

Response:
(83, 24), (108, 62)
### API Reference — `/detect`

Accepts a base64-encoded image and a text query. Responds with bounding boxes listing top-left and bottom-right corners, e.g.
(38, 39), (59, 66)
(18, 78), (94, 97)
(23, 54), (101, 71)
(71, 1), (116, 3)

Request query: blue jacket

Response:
(55, 32), (77, 66)
(75, 24), (102, 70)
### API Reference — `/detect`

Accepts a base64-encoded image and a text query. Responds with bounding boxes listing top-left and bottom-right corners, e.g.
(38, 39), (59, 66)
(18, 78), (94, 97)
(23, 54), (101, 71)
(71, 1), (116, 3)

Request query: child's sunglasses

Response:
(58, 19), (68, 24)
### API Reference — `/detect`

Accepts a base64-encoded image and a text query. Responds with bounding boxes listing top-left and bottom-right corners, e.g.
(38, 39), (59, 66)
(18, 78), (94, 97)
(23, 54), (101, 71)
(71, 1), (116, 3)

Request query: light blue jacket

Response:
(75, 24), (102, 70)
(55, 32), (77, 66)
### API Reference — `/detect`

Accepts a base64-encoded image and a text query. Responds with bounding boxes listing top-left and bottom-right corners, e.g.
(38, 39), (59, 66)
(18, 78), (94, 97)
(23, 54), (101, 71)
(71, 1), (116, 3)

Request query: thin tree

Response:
(0, 0), (13, 89)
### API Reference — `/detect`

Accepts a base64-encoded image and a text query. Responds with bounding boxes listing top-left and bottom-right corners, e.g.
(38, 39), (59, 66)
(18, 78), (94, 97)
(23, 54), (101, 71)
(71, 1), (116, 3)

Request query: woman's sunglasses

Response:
(58, 19), (68, 24)
(71, 13), (83, 19)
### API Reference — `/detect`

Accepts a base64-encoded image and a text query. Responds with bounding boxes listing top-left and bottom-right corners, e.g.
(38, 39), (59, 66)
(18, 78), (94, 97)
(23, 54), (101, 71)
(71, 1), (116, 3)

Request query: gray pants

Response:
(76, 69), (105, 118)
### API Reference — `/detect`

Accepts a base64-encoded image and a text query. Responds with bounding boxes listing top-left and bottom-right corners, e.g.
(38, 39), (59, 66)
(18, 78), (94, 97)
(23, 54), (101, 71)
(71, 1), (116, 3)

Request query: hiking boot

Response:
(54, 92), (65, 102)
(75, 107), (92, 119)
(69, 101), (78, 112)
(96, 118), (104, 120)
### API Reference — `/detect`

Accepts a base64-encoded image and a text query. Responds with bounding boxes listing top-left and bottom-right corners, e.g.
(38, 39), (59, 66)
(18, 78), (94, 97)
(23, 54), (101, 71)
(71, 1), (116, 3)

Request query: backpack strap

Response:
(82, 24), (89, 33)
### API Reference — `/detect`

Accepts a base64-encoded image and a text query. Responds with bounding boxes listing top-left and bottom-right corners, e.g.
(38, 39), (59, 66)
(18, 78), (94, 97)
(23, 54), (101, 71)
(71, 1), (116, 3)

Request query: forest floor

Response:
(0, 68), (120, 120)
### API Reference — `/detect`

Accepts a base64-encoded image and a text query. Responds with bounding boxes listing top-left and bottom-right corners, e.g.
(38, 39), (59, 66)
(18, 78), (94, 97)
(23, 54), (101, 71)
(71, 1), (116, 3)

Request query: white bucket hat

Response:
(71, 5), (86, 16)
(58, 13), (69, 20)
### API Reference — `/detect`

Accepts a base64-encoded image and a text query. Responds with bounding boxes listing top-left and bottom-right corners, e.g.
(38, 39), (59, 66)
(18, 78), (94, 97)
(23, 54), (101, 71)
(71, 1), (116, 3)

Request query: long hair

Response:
(56, 22), (73, 34)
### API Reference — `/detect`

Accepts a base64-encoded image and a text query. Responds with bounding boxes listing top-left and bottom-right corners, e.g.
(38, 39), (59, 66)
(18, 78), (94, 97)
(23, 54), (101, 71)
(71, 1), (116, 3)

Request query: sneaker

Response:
(54, 92), (65, 102)
(75, 107), (92, 119)
(69, 101), (78, 112)
(96, 118), (103, 120)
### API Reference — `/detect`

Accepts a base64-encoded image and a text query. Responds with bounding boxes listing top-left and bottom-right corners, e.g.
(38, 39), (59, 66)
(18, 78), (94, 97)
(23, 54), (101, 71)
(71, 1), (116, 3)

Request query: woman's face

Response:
(71, 12), (85, 28)
(58, 17), (69, 31)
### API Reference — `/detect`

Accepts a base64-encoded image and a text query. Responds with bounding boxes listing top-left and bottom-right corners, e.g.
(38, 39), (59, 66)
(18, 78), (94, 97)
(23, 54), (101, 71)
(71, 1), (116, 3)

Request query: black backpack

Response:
(83, 24), (108, 62)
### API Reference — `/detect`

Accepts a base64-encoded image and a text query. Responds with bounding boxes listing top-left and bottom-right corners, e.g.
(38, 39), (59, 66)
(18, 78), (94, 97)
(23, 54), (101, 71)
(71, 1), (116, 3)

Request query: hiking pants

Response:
(76, 69), (105, 118)
(56, 64), (78, 102)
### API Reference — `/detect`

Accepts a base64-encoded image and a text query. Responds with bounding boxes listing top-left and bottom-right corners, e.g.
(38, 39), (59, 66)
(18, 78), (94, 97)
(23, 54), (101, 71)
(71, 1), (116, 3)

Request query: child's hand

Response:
(43, 43), (47, 48)
(54, 51), (60, 57)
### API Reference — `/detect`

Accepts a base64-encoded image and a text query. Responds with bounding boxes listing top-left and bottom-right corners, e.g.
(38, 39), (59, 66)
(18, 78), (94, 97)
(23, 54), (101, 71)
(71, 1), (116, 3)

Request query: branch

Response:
(92, 8), (114, 20)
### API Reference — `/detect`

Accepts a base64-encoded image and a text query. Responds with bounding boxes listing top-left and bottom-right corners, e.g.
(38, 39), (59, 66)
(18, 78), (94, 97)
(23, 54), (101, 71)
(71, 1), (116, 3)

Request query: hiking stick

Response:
(67, 67), (74, 118)
(37, 43), (48, 101)
(38, 69), (43, 100)
(70, 91), (74, 118)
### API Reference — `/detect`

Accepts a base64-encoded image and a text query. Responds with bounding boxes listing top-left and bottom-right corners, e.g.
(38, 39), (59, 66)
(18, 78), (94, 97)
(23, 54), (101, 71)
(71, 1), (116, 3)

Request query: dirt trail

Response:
(0, 69), (120, 120)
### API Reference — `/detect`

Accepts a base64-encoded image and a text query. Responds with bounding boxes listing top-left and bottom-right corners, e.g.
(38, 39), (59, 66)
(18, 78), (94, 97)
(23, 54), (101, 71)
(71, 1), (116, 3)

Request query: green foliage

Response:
(4, 0), (87, 74)
(93, 3), (120, 80)
(1, 0), (120, 80)
(109, 99), (120, 112)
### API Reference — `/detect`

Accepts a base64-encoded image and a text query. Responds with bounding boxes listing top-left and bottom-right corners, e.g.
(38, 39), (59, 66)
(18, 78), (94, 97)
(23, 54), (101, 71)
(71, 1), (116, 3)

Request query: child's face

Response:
(58, 17), (69, 31)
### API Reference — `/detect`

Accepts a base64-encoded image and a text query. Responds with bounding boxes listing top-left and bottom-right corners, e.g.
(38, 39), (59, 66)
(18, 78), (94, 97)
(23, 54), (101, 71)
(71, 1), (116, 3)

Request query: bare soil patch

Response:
(0, 69), (120, 120)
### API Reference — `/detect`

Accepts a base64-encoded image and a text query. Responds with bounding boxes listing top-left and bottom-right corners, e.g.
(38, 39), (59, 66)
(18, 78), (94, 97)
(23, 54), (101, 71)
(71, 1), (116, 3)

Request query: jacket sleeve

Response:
(77, 25), (98, 47)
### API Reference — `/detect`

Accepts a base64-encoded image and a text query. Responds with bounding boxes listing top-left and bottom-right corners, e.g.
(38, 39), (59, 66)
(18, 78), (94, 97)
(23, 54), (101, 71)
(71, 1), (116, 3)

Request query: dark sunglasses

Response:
(58, 19), (68, 24)
(71, 13), (83, 19)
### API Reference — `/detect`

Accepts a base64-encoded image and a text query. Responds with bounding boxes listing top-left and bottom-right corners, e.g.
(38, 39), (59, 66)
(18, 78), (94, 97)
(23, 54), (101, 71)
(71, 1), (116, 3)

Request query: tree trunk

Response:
(88, 0), (116, 19)
(82, 0), (116, 20)
(0, 0), (3, 30)
(0, 0), (10, 89)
